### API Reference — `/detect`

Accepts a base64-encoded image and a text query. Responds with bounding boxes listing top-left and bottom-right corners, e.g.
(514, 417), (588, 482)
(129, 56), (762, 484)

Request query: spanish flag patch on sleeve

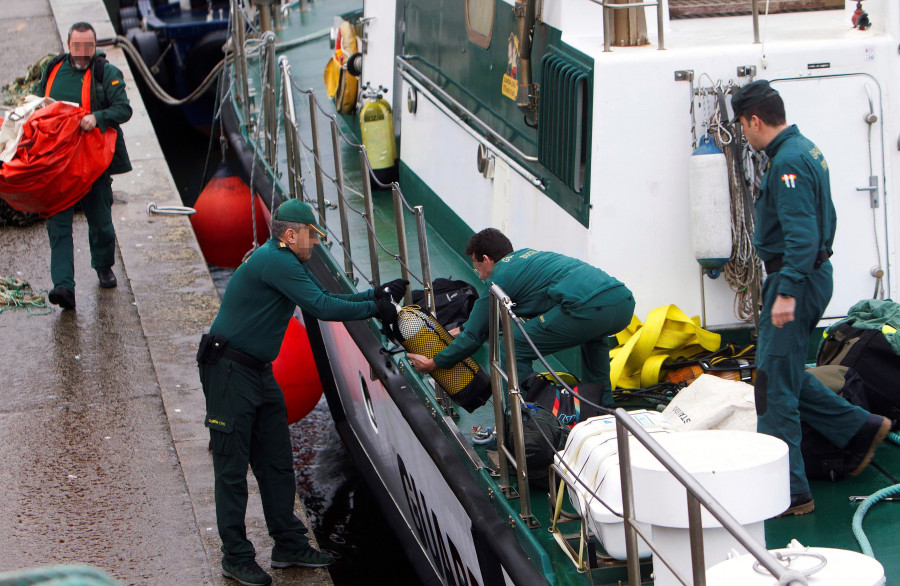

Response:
(111, 80), (120, 86)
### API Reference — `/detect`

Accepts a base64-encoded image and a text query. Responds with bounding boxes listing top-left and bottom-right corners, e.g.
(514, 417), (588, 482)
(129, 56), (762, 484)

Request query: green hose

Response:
(852, 430), (900, 557)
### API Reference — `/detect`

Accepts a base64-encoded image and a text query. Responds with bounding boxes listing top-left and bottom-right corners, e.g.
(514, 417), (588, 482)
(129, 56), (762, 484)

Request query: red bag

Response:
(0, 101), (116, 218)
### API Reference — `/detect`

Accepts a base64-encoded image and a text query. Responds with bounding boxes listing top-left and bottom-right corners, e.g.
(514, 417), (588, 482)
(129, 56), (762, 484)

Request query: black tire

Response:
(119, 7), (140, 35)
(347, 52), (363, 77)
(126, 28), (172, 93)
(183, 29), (228, 118)
(120, 16), (140, 33)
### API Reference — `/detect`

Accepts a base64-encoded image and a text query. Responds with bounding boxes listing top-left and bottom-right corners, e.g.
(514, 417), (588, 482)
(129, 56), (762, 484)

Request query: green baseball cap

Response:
(273, 199), (326, 238)
(730, 79), (780, 123)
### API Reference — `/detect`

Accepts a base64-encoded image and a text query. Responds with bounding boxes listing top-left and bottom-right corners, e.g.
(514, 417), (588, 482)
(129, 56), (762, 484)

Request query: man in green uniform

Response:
(198, 199), (402, 586)
(733, 79), (891, 516)
(408, 228), (634, 416)
(37, 22), (133, 310)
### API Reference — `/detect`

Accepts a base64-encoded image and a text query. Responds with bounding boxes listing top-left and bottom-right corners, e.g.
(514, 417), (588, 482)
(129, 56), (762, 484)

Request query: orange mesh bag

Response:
(0, 101), (116, 217)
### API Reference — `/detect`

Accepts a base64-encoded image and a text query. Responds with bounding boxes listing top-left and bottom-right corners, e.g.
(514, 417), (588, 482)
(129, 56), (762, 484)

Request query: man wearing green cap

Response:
(198, 198), (405, 585)
(733, 79), (891, 516)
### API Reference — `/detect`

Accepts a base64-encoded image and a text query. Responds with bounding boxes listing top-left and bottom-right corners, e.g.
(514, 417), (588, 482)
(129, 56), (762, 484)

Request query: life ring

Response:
(323, 20), (359, 114)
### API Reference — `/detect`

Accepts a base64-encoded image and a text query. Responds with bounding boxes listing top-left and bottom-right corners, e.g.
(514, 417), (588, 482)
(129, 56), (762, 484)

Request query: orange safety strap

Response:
(44, 61), (92, 112)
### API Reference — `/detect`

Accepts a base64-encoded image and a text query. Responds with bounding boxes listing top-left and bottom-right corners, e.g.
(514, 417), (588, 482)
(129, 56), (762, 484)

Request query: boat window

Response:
(465, 0), (494, 49)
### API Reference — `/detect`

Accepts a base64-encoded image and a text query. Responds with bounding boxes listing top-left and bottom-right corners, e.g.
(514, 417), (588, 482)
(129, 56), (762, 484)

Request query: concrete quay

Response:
(0, 1), (330, 584)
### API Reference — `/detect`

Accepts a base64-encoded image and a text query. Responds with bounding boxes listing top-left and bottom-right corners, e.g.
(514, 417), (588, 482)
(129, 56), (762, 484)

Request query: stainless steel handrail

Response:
(239, 9), (442, 331)
(396, 56), (544, 189)
(489, 284), (539, 528)
(488, 282), (808, 585)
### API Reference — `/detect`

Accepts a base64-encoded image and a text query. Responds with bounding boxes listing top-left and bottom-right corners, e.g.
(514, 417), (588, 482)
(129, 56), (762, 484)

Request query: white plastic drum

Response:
(706, 544), (885, 585)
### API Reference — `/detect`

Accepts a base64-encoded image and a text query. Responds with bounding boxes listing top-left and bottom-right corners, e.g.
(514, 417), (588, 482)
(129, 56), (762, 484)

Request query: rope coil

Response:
(0, 277), (51, 314)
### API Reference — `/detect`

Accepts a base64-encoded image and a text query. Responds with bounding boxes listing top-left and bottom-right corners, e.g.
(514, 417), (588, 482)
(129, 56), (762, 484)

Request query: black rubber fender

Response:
(184, 29), (228, 101)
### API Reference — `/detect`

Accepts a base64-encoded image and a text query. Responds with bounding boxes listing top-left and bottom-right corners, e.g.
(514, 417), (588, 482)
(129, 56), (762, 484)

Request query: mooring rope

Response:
(0, 277), (51, 315)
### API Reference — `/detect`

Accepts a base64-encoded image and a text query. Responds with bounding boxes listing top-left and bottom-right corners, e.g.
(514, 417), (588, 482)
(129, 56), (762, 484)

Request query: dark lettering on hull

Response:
(398, 454), (484, 586)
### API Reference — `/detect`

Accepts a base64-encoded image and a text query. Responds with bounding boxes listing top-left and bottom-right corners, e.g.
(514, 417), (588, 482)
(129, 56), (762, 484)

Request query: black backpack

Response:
(816, 323), (900, 423)
(410, 278), (479, 331)
(801, 365), (871, 481)
(505, 405), (569, 489)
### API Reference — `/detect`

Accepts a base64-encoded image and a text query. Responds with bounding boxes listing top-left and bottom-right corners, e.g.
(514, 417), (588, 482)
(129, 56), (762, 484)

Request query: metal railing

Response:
(487, 283), (808, 585)
(227, 0), (434, 311)
(589, 0), (665, 52)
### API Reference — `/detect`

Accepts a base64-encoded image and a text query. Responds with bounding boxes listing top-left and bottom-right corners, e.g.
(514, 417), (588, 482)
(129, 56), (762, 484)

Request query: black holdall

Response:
(801, 365), (870, 481)
(410, 278), (479, 331)
(816, 322), (900, 423)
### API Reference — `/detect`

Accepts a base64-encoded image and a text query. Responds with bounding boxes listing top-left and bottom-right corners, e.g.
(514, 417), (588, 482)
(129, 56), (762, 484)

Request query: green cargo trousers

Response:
(45, 174), (116, 291)
(200, 358), (310, 563)
(513, 285), (635, 410)
(755, 262), (869, 495)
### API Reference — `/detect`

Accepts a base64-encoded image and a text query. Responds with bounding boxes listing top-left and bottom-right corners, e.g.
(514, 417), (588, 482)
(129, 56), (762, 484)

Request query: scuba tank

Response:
(393, 306), (491, 413)
(359, 82), (398, 187)
(689, 134), (732, 278)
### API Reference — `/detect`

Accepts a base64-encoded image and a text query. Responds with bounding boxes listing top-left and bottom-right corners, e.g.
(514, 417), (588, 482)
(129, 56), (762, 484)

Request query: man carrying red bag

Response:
(36, 21), (132, 310)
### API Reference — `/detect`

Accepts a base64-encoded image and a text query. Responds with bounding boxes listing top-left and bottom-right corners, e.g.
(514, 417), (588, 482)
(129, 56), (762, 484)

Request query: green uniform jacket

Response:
(433, 249), (624, 368)
(210, 239), (377, 362)
(37, 51), (133, 175)
(754, 125), (835, 300)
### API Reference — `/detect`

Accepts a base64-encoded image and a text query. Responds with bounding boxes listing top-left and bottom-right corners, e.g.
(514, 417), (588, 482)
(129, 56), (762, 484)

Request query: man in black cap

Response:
(197, 198), (405, 585)
(732, 79), (891, 516)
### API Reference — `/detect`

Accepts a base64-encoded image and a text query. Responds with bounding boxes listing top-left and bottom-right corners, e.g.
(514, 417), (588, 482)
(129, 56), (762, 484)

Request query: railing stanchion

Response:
(263, 32), (277, 169)
(359, 148), (380, 286)
(413, 206), (434, 313)
(231, 0), (251, 125)
(752, 0), (760, 43)
(489, 295), (510, 487)
(279, 57), (302, 199)
(307, 94), (327, 221)
(330, 118), (354, 280)
(392, 186), (412, 306)
(494, 286), (538, 527)
(688, 493), (706, 586)
(615, 414), (642, 586)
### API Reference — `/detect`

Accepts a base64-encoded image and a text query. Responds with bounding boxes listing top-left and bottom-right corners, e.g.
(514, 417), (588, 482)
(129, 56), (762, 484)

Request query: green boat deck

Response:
(235, 2), (900, 583)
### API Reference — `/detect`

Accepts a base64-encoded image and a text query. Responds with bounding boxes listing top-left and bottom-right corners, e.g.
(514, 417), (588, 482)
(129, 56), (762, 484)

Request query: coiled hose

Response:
(852, 431), (900, 557)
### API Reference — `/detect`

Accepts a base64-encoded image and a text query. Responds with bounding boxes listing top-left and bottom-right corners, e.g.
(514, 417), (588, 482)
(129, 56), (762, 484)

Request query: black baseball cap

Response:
(731, 79), (780, 123)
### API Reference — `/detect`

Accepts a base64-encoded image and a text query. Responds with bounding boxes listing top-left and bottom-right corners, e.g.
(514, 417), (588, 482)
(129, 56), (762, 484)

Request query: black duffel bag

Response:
(816, 322), (900, 423)
(411, 278), (479, 331)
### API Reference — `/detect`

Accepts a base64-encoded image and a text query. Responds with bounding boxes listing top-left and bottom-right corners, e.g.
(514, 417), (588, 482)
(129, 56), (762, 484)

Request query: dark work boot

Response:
(96, 267), (117, 288)
(48, 286), (76, 310)
(777, 491), (815, 517)
(271, 543), (334, 568)
(846, 414), (892, 476)
(221, 558), (272, 586)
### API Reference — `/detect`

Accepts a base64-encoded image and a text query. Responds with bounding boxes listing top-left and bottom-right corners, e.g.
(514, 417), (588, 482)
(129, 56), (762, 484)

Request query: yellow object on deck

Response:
(609, 304), (721, 389)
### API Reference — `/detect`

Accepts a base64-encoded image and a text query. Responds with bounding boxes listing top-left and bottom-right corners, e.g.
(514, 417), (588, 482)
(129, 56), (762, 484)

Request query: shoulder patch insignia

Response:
(809, 146), (821, 160)
(781, 174), (797, 188)
(111, 79), (120, 86)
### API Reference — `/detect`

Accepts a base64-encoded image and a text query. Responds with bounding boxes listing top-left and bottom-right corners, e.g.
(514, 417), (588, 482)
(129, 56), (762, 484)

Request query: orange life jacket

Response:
(44, 61), (92, 112)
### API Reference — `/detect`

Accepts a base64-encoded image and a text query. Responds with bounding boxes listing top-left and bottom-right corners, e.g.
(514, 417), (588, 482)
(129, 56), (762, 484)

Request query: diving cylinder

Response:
(689, 134), (732, 278)
(359, 84), (399, 187)
(394, 306), (491, 412)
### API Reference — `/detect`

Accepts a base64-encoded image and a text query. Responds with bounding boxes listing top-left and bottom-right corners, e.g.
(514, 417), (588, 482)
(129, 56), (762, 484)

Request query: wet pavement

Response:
(0, 1), (329, 584)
